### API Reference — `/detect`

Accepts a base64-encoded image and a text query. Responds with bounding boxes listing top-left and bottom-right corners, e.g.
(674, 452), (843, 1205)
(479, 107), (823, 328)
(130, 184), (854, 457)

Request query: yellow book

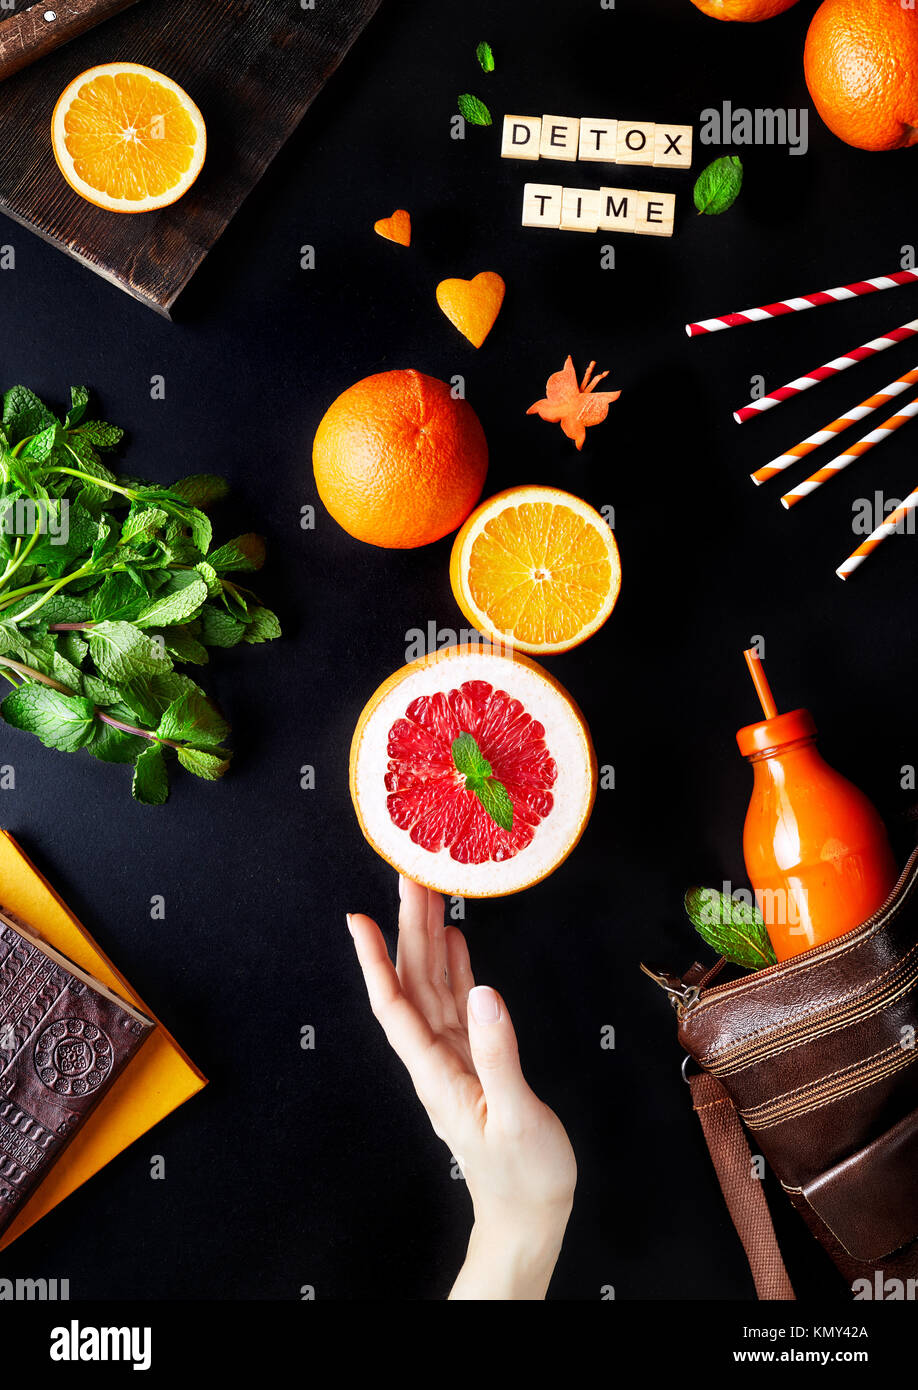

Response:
(0, 830), (206, 1249)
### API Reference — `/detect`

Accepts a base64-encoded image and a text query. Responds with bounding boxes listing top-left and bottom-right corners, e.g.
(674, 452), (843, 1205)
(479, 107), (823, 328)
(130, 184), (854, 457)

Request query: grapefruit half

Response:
(349, 644), (596, 897)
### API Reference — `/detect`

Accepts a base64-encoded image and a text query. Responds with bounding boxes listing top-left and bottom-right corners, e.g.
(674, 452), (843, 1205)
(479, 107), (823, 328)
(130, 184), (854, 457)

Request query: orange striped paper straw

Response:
(836, 484), (918, 579)
(781, 393), (918, 509)
(751, 365), (918, 486)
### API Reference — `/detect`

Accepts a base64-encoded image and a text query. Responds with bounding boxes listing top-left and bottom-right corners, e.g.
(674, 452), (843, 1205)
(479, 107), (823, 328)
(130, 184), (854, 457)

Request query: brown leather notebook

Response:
(0, 907), (154, 1235)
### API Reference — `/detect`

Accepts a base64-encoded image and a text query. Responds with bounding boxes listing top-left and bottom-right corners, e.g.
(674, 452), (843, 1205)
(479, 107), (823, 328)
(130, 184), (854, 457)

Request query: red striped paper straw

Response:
(734, 319), (918, 424)
(750, 365), (918, 485)
(836, 484), (918, 579)
(686, 269), (918, 337)
(781, 393), (918, 509)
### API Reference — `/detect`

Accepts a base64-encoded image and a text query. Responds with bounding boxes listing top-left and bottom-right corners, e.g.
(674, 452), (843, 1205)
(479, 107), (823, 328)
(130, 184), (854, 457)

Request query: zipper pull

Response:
(639, 962), (702, 1018)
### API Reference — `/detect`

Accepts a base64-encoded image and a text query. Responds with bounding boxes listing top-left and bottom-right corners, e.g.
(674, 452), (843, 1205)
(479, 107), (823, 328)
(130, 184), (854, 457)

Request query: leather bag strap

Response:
(690, 1072), (796, 1300)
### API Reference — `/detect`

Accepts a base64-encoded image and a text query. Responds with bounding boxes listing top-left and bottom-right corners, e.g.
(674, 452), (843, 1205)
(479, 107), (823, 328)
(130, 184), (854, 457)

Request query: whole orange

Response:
(313, 370), (488, 548)
(690, 0), (801, 19)
(805, 0), (918, 150)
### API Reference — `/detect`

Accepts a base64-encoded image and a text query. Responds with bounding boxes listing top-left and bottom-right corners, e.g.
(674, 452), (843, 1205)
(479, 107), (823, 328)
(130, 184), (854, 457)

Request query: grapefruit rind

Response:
(449, 486), (621, 655)
(350, 645), (596, 897)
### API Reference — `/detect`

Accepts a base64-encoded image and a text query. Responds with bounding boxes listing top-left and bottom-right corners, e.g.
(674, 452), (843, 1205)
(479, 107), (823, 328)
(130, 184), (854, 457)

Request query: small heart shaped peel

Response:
(436, 271), (505, 348)
(374, 209), (411, 246)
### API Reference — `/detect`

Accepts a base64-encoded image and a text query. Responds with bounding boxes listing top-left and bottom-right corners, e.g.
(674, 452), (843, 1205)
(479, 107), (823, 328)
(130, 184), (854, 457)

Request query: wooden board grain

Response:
(0, 0), (384, 315)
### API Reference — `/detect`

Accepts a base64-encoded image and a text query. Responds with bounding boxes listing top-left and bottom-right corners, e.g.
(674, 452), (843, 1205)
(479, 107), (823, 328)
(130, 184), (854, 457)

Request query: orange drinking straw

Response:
(743, 648), (778, 720)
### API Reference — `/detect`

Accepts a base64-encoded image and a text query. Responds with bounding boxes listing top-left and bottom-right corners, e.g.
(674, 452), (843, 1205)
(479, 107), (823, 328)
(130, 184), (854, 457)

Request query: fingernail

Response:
(345, 913), (355, 937)
(469, 986), (501, 1025)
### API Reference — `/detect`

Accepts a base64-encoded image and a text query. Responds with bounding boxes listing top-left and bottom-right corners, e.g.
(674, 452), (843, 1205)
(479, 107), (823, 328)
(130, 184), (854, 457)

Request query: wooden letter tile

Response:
(539, 115), (580, 161)
(560, 186), (601, 232)
(578, 118), (618, 162)
(615, 121), (656, 166)
(634, 191), (676, 237)
(522, 183), (564, 228)
(653, 123), (693, 169)
(501, 115), (542, 160)
(598, 187), (637, 233)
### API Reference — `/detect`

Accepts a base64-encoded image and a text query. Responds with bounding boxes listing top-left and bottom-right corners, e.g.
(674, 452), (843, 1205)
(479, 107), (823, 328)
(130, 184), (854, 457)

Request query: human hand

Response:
(348, 876), (576, 1300)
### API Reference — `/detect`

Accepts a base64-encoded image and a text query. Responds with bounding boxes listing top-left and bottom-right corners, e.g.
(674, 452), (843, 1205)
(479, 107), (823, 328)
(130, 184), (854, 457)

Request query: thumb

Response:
(467, 986), (533, 1119)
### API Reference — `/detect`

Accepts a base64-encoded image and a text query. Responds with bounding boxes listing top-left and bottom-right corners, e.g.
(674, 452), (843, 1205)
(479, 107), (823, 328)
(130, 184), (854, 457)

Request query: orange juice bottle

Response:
(737, 650), (897, 962)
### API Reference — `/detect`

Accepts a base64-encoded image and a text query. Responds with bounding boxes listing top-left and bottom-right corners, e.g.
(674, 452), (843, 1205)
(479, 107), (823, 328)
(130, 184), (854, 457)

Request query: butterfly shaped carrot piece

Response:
(527, 356), (621, 450)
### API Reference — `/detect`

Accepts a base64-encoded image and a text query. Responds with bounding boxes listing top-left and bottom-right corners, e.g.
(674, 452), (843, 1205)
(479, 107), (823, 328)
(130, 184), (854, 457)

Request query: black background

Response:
(0, 0), (917, 1303)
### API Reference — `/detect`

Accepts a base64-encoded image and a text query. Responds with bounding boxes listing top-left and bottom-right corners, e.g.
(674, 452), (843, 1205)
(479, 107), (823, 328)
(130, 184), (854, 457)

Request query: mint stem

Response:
(3, 562), (96, 623)
(0, 654), (180, 747)
(0, 653), (71, 693)
(96, 710), (179, 748)
(0, 528), (41, 588)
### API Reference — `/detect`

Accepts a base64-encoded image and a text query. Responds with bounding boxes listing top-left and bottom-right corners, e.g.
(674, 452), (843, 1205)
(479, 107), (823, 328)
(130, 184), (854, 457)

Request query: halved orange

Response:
(51, 63), (206, 213)
(449, 485), (621, 654)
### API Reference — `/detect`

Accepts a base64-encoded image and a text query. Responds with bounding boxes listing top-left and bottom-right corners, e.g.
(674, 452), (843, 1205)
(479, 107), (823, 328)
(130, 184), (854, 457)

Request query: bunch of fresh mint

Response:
(0, 386), (280, 804)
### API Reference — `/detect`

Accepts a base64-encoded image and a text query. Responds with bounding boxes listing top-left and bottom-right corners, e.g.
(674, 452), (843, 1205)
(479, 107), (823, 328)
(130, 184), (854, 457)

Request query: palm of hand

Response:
(349, 878), (576, 1222)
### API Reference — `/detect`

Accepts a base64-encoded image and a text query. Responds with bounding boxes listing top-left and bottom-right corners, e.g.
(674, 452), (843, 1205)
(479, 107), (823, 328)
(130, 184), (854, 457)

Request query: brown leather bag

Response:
(645, 844), (918, 1301)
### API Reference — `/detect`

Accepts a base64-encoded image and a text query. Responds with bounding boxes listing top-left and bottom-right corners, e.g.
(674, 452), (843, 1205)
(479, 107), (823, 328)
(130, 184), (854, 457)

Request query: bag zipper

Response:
(638, 963), (704, 1019)
(739, 1036), (918, 1132)
(707, 944), (918, 1075)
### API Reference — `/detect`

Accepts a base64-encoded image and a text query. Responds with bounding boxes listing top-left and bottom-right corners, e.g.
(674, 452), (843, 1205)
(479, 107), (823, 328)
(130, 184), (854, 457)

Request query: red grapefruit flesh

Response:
(386, 679), (557, 865)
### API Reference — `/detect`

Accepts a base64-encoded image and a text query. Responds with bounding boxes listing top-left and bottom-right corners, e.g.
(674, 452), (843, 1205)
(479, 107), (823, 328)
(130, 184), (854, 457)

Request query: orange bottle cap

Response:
(736, 707), (816, 759)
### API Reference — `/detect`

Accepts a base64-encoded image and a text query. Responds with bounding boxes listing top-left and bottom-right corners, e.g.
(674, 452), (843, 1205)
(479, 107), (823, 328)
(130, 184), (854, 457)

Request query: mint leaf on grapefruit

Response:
(451, 730), (491, 784)
(475, 777), (514, 833)
(451, 730), (513, 831)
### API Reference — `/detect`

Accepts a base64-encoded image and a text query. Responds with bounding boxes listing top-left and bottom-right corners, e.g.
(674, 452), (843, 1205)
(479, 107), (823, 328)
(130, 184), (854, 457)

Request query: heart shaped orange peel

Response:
(374, 209), (411, 246)
(436, 272), (505, 348)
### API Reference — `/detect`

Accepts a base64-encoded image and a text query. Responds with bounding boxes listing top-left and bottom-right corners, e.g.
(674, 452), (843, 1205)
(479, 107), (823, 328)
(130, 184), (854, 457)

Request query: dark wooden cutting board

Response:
(0, 0), (383, 315)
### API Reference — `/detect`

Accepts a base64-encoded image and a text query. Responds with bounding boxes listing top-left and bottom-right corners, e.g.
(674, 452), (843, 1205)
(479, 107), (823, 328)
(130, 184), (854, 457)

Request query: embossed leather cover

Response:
(0, 911), (154, 1235)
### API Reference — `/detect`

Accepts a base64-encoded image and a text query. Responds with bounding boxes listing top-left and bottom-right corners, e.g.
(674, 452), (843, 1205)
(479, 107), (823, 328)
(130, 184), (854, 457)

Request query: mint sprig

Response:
(132, 744), (168, 804)
(693, 155), (743, 216)
(457, 93), (492, 127)
(451, 731), (513, 833)
(0, 386), (281, 804)
(2, 685), (96, 752)
(476, 41), (495, 73)
(684, 887), (777, 971)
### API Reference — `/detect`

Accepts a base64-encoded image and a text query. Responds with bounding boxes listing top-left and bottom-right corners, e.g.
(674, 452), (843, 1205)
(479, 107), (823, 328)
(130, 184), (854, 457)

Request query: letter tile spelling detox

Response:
(501, 115), (693, 169)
